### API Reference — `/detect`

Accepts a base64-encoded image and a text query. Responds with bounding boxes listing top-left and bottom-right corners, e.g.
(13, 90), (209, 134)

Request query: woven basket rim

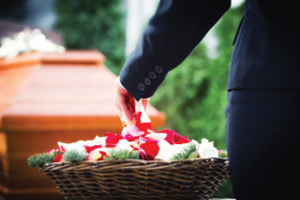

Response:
(40, 157), (228, 170)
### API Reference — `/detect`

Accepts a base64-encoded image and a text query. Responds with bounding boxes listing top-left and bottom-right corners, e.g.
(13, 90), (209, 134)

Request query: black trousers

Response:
(226, 89), (300, 200)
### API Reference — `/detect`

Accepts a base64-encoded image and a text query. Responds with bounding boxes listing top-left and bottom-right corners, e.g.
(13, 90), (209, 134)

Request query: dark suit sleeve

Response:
(119, 0), (230, 101)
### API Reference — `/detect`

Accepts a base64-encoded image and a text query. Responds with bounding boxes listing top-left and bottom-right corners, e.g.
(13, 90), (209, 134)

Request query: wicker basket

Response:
(39, 158), (229, 200)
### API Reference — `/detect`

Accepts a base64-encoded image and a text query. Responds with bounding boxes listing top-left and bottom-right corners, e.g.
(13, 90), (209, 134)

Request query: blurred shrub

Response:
(151, 4), (245, 198)
(55, 0), (125, 74)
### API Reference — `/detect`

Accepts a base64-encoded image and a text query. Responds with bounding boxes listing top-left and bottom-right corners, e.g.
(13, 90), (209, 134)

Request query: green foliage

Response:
(214, 178), (234, 198)
(218, 150), (228, 158)
(55, 0), (125, 74)
(63, 149), (88, 162)
(171, 143), (198, 160)
(27, 151), (63, 168)
(106, 149), (140, 160)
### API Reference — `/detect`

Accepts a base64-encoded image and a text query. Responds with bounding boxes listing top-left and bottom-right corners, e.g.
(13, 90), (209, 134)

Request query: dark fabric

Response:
(227, 0), (300, 90)
(226, 89), (300, 199)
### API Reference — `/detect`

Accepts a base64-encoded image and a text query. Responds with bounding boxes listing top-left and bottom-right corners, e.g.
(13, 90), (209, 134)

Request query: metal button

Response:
(138, 83), (145, 91)
(154, 65), (163, 74)
(144, 77), (151, 86)
(149, 71), (157, 79)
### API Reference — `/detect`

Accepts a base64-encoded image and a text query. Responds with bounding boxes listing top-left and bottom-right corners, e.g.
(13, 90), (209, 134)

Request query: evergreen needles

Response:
(218, 150), (228, 158)
(63, 149), (88, 162)
(106, 149), (140, 160)
(27, 151), (62, 168)
(171, 143), (198, 160)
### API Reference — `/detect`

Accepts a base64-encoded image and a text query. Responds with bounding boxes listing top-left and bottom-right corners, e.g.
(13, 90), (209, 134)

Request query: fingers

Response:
(114, 77), (151, 125)
(114, 77), (135, 124)
(123, 95), (136, 123)
(119, 94), (132, 122)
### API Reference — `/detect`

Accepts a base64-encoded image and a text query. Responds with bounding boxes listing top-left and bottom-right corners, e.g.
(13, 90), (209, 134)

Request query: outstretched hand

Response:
(114, 77), (149, 124)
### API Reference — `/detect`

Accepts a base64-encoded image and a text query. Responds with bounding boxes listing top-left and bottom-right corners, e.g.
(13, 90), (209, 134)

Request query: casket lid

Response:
(0, 51), (165, 131)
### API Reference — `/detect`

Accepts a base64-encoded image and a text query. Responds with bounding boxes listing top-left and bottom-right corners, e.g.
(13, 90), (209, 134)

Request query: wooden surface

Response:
(0, 65), (39, 128)
(2, 64), (164, 131)
(0, 52), (41, 70)
(0, 51), (165, 200)
(42, 50), (106, 65)
(0, 50), (104, 69)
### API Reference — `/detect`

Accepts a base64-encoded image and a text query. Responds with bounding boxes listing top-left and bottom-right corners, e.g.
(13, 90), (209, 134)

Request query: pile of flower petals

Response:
(48, 116), (219, 162)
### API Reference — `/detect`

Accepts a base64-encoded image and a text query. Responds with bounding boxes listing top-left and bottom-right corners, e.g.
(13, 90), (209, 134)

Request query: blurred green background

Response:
(1, 0), (245, 197)
(55, 0), (126, 75)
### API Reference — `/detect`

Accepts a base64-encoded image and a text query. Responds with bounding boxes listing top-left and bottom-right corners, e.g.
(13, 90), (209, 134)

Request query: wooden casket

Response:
(0, 51), (165, 200)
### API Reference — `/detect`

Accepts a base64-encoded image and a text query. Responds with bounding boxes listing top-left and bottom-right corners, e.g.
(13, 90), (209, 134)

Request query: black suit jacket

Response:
(120, 0), (300, 101)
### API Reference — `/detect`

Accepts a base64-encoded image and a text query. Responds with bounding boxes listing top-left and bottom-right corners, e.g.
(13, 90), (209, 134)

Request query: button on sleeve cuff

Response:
(119, 64), (167, 101)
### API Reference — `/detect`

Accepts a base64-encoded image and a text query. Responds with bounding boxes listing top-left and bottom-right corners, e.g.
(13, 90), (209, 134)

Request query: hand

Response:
(114, 77), (135, 124)
(114, 77), (150, 124)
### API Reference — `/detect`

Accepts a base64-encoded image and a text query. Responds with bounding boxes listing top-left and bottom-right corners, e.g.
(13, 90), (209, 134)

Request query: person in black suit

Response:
(114, 1), (300, 199)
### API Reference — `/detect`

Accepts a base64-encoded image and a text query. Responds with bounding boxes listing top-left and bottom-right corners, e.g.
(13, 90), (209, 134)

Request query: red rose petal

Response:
(47, 147), (64, 162)
(105, 134), (124, 147)
(156, 129), (190, 144)
(84, 145), (103, 153)
(53, 154), (63, 162)
(135, 122), (152, 133)
(139, 138), (159, 160)
(134, 111), (152, 133)
(99, 151), (108, 159)
(173, 133), (190, 144)
(156, 129), (176, 144)
(135, 111), (142, 123)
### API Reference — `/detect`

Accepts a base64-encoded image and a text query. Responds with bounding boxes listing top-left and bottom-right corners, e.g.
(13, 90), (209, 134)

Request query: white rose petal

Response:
(114, 139), (133, 151)
(198, 138), (219, 158)
(145, 132), (167, 141)
(156, 141), (196, 161)
(171, 143), (191, 155)
(58, 141), (86, 152)
(58, 138), (105, 153)
(93, 136), (107, 145)
(156, 140), (173, 161)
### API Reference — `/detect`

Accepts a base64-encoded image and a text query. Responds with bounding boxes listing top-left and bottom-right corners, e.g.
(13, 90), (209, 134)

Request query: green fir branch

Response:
(106, 149), (140, 160)
(171, 143), (198, 160)
(218, 150), (228, 158)
(63, 149), (88, 162)
(27, 151), (63, 168)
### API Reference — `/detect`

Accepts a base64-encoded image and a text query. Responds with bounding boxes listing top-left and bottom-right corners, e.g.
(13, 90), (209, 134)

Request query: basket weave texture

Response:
(39, 158), (229, 200)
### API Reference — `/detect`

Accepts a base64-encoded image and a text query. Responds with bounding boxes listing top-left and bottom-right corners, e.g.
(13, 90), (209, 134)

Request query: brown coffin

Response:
(0, 51), (165, 200)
